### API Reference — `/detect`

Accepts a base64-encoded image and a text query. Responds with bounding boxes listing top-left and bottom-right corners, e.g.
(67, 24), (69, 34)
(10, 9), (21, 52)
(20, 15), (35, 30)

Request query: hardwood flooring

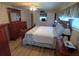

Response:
(9, 37), (55, 56)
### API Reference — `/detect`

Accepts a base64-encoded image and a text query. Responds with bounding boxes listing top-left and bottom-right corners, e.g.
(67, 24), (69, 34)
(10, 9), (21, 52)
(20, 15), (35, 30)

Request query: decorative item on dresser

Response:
(8, 21), (27, 40)
(0, 24), (11, 56)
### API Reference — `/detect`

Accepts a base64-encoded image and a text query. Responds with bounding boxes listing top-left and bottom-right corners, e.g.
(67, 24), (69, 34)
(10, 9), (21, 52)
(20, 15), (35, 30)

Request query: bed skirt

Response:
(23, 39), (56, 49)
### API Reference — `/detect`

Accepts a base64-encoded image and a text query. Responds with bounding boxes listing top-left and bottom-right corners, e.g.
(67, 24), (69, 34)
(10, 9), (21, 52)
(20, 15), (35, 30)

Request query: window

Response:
(40, 10), (47, 22)
(71, 18), (79, 32)
(59, 16), (70, 21)
(59, 15), (79, 32)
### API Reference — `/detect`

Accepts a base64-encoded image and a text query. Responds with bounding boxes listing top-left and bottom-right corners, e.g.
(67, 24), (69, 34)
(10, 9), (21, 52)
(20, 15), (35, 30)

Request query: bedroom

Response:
(0, 2), (79, 56)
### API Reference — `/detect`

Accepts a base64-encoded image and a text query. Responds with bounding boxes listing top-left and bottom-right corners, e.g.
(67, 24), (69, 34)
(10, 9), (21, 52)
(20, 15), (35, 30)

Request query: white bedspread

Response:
(33, 26), (56, 44)
(23, 25), (64, 48)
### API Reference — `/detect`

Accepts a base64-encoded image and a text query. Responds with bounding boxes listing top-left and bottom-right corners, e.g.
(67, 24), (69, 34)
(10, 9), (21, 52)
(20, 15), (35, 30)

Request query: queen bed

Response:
(23, 25), (64, 49)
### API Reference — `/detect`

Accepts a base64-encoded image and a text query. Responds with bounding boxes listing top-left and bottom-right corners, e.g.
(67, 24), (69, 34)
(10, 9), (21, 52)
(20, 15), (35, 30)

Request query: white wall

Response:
(33, 10), (55, 26)
(0, 3), (9, 24)
(70, 30), (79, 49)
(0, 3), (31, 29)
(21, 9), (32, 29)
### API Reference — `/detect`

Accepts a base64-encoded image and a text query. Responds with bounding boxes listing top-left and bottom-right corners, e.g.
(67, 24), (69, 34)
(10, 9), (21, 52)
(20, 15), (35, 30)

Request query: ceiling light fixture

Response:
(29, 7), (37, 11)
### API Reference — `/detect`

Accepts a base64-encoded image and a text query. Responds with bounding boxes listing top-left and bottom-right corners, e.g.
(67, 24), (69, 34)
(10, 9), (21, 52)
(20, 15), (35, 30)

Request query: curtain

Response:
(70, 3), (79, 17)
(57, 3), (79, 19)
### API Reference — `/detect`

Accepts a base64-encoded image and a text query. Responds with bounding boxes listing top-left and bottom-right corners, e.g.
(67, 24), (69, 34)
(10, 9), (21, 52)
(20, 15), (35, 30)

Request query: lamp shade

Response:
(59, 16), (71, 21)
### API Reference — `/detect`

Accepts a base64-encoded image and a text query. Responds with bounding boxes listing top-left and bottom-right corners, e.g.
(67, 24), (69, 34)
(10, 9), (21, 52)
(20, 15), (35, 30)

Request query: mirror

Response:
(7, 8), (21, 22)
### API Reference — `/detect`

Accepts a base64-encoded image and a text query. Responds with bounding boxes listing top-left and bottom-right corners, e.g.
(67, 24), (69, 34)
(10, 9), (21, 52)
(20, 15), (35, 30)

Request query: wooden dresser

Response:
(0, 25), (11, 56)
(8, 21), (27, 40)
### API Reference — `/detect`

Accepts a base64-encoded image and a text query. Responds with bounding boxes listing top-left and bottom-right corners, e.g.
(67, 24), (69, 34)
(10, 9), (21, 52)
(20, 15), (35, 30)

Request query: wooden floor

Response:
(9, 37), (55, 56)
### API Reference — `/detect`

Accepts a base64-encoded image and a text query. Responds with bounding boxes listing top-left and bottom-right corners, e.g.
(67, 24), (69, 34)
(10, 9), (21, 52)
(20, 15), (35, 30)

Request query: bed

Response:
(23, 25), (64, 49)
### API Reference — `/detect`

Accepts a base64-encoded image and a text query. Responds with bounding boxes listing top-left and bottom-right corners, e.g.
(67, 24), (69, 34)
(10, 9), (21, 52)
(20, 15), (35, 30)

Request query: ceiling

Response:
(2, 2), (76, 11)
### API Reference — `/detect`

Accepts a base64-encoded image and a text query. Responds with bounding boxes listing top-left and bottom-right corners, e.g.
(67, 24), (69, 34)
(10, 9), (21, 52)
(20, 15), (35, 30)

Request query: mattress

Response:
(23, 25), (64, 48)
(32, 26), (55, 44)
